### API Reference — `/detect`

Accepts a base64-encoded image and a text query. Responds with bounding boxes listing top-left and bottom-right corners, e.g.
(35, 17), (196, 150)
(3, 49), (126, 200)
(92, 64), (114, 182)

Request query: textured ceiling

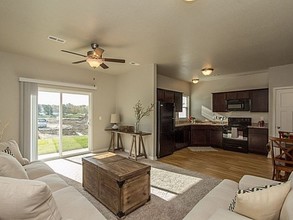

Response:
(0, 0), (293, 82)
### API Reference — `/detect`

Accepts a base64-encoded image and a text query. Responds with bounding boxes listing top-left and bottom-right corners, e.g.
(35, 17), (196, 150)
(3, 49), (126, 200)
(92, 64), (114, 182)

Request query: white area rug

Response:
(188, 146), (218, 152)
(151, 167), (202, 194)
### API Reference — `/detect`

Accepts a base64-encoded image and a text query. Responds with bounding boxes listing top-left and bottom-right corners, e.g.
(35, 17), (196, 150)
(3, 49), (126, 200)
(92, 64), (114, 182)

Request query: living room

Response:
(1, 1), (293, 220)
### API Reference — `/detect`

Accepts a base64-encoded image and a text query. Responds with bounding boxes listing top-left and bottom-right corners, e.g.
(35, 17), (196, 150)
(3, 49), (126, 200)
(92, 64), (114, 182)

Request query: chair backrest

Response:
(270, 137), (293, 166)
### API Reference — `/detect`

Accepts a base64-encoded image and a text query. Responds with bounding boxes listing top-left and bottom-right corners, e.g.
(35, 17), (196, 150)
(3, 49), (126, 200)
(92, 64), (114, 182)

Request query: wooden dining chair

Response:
(269, 137), (293, 181)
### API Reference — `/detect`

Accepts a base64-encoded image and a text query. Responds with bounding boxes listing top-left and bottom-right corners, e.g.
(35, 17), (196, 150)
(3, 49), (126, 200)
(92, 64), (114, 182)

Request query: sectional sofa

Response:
(0, 140), (106, 220)
(183, 173), (293, 220)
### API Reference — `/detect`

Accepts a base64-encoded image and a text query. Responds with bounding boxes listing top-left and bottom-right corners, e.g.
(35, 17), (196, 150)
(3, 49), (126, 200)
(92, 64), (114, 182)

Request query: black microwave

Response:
(227, 99), (250, 111)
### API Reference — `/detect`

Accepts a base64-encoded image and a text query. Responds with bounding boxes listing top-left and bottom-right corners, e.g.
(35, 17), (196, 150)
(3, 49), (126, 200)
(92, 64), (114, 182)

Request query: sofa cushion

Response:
(0, 152), (28, 179)
(35, 174), (69, 192)
(0, 176), (62, 220)
(239, 175), (281, 190)
(280, 172), (293, 220)
(208, 209), (252, 220)
(24, 161), (55, 179)
(53, 186), (106, 220)
(233, 181), (291, 220)
(183, 179), (239, 220)
(0, 140), (29, 165)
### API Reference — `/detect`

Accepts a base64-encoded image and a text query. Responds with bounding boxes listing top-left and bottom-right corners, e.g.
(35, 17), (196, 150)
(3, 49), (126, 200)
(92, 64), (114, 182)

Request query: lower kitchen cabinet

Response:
(175, 126), (190, 150)
(248, 127), (269, 155)
(210, 126), (223, 148)
(190, 125), (211, 146)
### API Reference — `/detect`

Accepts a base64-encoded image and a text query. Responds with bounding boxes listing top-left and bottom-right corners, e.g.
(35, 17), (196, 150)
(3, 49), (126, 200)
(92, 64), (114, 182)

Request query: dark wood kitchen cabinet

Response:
(174, 92), (183, 112)
(175, 126), (190, 150)
(248, 127), (268, 155)
(226, 90), (250, 100)
(250, 89), (268, 112)
(210, 126), (223, 148)
(190, 125), (211, 146)
(212, 93), (227, 112)
(157, 88), (183, 112)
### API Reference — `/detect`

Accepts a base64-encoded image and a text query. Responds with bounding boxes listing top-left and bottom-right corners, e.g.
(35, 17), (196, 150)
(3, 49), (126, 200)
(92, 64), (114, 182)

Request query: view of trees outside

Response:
(38, 91), (89, 156)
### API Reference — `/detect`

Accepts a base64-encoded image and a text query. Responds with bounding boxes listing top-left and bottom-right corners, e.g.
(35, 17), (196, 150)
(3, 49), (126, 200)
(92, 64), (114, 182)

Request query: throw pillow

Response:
(0, 152), (28, 179)
(231, 181), (291, 220)
(0, 140), (30, 165)
(0, 176), (62, 220)
(2, 146), (14, 156)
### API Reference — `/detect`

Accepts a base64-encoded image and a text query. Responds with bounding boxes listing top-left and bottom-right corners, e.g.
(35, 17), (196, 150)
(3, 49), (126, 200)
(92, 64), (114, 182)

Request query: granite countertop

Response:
(175, 122), (227, 127)
(247, 125), (268, 129)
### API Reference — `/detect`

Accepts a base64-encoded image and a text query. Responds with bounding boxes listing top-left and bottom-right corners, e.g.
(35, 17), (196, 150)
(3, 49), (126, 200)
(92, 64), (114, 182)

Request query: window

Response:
(178, 95), (189, 119)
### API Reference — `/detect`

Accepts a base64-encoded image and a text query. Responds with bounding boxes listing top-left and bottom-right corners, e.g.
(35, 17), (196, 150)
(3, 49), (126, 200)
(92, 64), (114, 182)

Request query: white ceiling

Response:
(0, 0), (293, 82)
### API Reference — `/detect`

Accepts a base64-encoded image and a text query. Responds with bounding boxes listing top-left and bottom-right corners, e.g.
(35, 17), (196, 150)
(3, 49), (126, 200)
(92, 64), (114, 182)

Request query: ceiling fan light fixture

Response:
(86, 58), (102, 68)
(201, 68), (214, 76)
(192, 78), (199, 84)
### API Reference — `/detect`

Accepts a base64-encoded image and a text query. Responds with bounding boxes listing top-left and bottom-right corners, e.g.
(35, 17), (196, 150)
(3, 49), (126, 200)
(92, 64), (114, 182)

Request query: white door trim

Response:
(272, 86), (293, 136)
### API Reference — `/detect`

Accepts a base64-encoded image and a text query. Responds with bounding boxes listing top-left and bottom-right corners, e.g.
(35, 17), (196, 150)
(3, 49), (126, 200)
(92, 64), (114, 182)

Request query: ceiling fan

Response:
(61, 43), (125, 69)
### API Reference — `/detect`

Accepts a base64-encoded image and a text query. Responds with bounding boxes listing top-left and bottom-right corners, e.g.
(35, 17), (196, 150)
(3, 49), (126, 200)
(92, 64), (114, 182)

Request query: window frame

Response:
(177, 95), (189, 120)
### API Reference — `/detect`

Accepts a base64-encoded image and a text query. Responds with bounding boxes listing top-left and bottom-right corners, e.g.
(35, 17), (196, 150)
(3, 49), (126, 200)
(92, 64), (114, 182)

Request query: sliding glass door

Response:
(37, 89), (91, 159)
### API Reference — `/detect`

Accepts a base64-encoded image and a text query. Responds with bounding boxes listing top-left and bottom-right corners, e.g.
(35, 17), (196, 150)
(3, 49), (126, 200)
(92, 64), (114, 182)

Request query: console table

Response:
(105, 129), (151, 160)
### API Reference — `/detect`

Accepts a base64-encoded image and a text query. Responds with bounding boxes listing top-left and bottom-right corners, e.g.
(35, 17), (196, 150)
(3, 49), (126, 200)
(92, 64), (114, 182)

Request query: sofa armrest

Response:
(208, 209), (252, 220)
(239, 175), (280, 190)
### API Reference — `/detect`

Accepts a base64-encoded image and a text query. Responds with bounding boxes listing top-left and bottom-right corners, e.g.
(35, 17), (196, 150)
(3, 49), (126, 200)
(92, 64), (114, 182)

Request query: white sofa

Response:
(183, 173), (293, 220)
(0, 140), (106, 220)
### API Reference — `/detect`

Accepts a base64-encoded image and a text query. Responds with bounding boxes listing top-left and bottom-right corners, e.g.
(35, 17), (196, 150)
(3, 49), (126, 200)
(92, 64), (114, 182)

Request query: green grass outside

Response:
(38, 136), (88, 155)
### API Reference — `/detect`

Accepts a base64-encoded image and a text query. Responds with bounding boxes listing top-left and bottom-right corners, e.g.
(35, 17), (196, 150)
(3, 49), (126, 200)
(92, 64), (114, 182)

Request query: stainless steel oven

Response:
(222, 117), (251, 153)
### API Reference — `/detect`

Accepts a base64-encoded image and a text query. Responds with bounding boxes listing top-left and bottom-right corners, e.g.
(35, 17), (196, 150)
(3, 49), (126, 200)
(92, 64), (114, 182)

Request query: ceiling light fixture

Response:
(129, 61), (140, 66)
(201, 68), (214, 76)
(86, 58), (102, 68)
(192, 78), (199, 84)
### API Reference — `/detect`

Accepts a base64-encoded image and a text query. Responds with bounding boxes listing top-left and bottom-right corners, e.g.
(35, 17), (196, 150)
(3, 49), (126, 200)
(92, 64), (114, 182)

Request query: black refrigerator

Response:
(157, 101), (175, 158)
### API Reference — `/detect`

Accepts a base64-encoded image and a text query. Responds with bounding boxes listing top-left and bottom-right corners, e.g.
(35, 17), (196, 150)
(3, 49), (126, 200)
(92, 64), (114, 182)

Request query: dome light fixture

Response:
(192, 78), (199, 84)
(201, 68), (214, 76)
(86, 58), (103, 68)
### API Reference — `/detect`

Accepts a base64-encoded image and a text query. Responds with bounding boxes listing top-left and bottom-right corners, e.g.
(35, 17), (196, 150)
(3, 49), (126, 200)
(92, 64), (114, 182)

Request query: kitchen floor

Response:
(158, 148), (273, 182)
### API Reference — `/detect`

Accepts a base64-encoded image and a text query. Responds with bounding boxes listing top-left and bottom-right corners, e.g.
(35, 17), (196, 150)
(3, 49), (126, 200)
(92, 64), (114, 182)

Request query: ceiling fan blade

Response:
(100, 63), (109, 69)
(61, 50), (87, 57)
(103, 58), (125, 63)
(72, 60), (86, 64)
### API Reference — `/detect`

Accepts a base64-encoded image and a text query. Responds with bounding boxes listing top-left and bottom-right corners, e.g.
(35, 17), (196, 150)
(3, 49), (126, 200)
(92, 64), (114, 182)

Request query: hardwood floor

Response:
(158, 148), (273, 182)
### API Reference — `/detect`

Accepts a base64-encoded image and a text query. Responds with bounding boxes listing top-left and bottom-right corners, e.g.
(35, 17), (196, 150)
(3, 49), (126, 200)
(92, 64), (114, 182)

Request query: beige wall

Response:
(268, 63), (293, 135)
(157, 74), (191, 96)
(116, 64), (156, 159)
(190, 72), (269, 123)
(0, 51), (117, 153)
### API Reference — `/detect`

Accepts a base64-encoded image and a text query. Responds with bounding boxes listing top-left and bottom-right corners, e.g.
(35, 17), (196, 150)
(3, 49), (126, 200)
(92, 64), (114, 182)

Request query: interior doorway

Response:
(273, 87), (293, 136)
(37, 89), (91, 160)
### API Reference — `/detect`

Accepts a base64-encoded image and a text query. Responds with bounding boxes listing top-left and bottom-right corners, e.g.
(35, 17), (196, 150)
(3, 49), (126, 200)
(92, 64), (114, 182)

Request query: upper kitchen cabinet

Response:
(226, 90), (250, 100)
(250, 89), (269, 112)
(212, 92), (227, 112)
(174, 92), (183, 112)
(157, 88), (183, 112)
(157, 88), (165, 102)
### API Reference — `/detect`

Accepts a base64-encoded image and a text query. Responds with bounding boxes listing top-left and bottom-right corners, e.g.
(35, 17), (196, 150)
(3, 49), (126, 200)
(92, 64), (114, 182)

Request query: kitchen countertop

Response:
(247, 125), (268, 129)
(175, 122), (227, 127)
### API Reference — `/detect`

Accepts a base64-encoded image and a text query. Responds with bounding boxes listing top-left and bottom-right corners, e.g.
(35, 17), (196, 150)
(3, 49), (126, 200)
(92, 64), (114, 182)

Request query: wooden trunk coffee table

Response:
(82, 153), (151, 218)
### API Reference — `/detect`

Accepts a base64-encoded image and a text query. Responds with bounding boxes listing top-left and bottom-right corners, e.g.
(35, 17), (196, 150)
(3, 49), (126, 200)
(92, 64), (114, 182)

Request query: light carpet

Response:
(48, 153), (221, 220)
(188, 146), (218, 152)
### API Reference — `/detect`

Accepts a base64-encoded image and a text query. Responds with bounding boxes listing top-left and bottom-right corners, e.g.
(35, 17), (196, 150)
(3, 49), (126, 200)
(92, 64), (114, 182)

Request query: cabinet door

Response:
(237, 91), (250, 99)
(174, 92), (183, 112)
(210, 126), (223, 148)
(175, 126), (190, 149)
(226, 92), (237, 100)
(248, 128), (268, 155)
(157, 89), (165, 102)
(212, 93), (227, 112)
(250, 89), (268, 112)
(164, 90), (174, 103)
(190, 126), (210, 146)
